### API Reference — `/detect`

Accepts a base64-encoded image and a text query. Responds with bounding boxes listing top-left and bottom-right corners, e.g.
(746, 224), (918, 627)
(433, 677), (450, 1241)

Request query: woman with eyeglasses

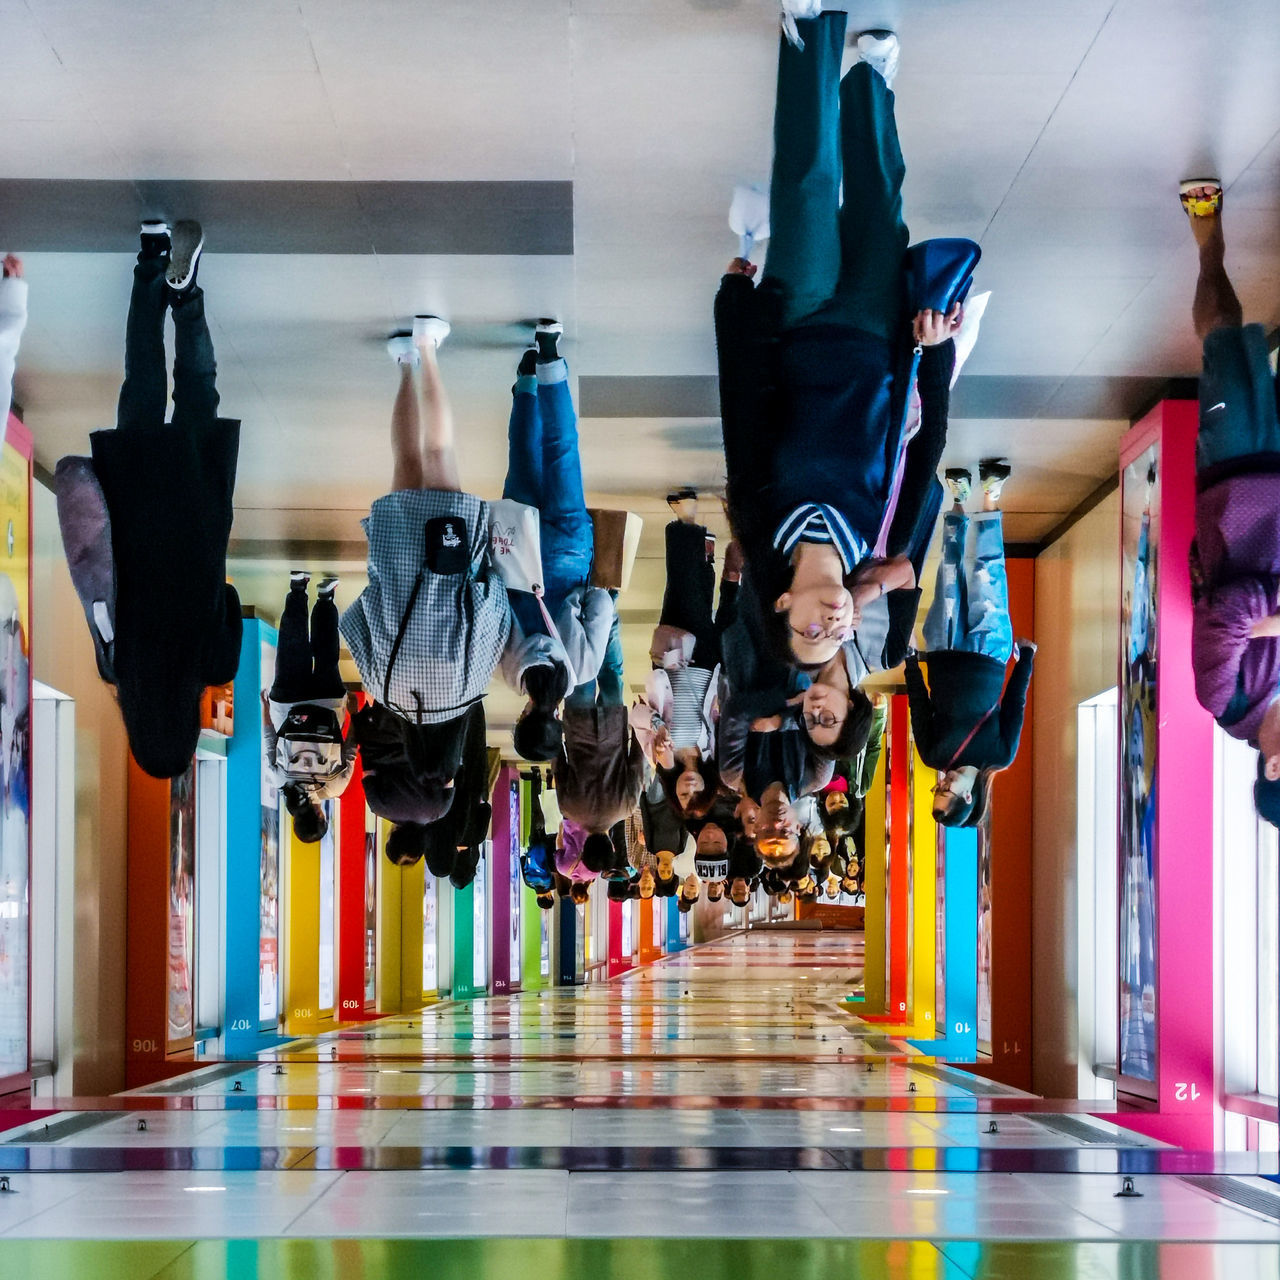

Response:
(905, 463), (1036, 828)
(716, 16), (959, 673)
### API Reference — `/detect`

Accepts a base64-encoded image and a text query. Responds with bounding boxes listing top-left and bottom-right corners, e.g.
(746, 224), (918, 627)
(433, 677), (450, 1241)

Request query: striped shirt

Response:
(667, 665), (713, 750)
(773, 503), (868, 574)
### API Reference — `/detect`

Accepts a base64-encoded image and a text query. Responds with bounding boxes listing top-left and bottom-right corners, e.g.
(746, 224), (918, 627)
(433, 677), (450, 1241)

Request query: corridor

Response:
(0, 934), (1277, 1277)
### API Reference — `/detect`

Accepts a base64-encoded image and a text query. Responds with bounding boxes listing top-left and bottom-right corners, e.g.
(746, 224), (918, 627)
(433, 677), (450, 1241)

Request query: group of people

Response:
(0, 7), (1273, 934)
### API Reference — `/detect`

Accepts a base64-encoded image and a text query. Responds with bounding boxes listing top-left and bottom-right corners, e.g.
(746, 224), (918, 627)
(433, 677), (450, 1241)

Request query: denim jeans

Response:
(922, 511), (1013, 662)
(566, 596), (624, 709)
(117, 250), (219, 430)
(502, 358), (594, 607)
(762, 13), (908, 337)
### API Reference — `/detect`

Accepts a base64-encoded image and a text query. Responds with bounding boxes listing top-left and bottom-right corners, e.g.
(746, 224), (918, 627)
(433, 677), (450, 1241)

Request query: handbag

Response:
(489, 498), (544, 594)
(53, 455), (118, 684)
(588, 508), (643, 591)
(905, 237), (981, 316)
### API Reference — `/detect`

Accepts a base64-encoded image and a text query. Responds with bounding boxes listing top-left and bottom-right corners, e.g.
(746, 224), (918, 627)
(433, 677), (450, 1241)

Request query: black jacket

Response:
(905, 649), (1035, 770)
(88, 417), (242, 778)
(554, 704), (644, 834)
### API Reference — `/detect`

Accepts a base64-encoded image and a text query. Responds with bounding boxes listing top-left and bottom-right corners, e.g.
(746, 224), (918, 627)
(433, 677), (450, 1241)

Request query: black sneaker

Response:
(139, 220), (171, 260)
(289, 570), (310, 592)
(534, 319), (562, 362)
(166, 219), (204, 292)
(316, 576), (339, 600)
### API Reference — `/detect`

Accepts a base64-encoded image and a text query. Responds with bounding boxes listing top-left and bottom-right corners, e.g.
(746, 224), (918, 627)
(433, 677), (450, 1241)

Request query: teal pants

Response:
(763, 12), (909, 338)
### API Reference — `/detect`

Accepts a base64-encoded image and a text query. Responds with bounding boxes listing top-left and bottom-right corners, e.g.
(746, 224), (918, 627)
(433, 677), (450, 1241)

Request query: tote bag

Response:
(489, 498), (544, 594)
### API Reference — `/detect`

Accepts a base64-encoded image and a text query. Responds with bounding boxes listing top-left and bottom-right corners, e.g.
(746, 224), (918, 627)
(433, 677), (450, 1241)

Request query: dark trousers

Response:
(763, 13), (909, 337)
(270, 586), (346, 704)
(117, 251), (219, 430)
(659, 520), (718, 668)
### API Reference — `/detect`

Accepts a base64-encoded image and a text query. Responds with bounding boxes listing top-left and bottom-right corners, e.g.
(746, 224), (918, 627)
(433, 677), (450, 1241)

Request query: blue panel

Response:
(557, 899), (577, 986)
(908, 826), (978, 1062)
(224, 617), (290, 1057)
(664, 896), (684, 953)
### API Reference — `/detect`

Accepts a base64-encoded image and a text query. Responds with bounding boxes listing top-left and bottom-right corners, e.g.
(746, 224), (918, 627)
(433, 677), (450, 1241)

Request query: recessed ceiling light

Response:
(828, 1126), (862, 1132)
(184, 1186), (227, 1193)
(905, 1188), (949, 1196)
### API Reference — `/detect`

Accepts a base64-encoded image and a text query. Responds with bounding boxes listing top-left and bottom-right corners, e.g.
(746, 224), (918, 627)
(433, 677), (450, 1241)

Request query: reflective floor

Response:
(0, 935), (1277, 1277)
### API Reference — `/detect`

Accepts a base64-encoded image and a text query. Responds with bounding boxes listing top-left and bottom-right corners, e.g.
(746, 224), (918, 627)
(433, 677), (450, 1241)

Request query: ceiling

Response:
(5, 0), (1280, 726)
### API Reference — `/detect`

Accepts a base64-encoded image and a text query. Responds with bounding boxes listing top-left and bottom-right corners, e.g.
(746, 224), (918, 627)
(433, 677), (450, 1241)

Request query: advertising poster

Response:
(976, 817), (994, 1055)
(0, 425), (31, 1083)
(364, 828), (378, 1005)
(258, 634), (281, 1025)
(508, 782), (521, 987)
(167, 762), (197, 1045)
(472, 845), (487, 991)
(1119, 444), (1160, 1083)
(422, 876), (437, 993)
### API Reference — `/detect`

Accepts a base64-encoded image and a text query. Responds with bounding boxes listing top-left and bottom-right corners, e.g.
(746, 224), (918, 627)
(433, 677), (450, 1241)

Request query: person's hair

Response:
(607, 878), (637, 902)
(807, 688), (875, 764)
(535, 892), (555, 911)
(678, 896), (694, 914)
(821, 793), (862, 840)
(656, 757), (723, 821)
(513, 709), (564, 763)
(1254, 758), (1280, 829)
(653, 873), (678, 898)
(282, 783), (328, 844)
(935, 768), (996, 829)
(386, 822), (429, 866)
(706, 881), (724, 901)
(524, 662), (570, 710)
(449, 849), (479, 890)
(580, 831), (617, 874)
(570, 881), (591, 905)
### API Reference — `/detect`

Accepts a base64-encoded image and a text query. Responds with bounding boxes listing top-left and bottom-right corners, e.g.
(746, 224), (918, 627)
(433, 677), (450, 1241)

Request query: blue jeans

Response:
(502, 358), (594, 607)
(566, 595), (624, 709)
(922, 511), (1013, 663)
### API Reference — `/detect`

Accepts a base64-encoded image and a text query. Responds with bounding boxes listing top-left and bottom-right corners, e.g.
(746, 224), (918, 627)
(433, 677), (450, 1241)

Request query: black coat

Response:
(89, 417), (242, 778)
(355, 700), (474, 826)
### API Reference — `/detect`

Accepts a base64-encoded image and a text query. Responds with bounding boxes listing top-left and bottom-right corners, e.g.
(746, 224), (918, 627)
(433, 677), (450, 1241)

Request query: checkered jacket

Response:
(341, 490), (511, 724)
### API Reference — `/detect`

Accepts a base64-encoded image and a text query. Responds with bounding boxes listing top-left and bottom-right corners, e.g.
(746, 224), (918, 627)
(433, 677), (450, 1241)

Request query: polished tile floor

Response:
(0, 933), (1276, 1277)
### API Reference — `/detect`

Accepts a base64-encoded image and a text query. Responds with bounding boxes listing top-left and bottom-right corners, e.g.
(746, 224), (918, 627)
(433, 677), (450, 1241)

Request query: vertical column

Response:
(336, 695), (374, 1022)
(490, 768), (513, 995)
(1107, 400), (1216, 1148)
(851, 724), (888, 1010)
(452, 883), (476, 998)
(283, 821), (319, 1033)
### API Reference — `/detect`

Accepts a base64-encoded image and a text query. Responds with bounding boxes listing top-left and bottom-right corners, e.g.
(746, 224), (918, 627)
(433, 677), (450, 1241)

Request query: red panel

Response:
(337, 694), (374, 1021)
(606, 897), (629, 977)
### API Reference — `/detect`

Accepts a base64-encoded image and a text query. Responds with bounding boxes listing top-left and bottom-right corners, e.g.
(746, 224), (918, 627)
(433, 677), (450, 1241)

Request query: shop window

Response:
(1077, 688), (1119, 1098)
(1219, 727), (1280, 1145)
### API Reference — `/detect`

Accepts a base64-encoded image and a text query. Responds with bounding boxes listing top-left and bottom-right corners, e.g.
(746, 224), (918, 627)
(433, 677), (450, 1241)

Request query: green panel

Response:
(452, 880), (475, 999)
(521, 883), (547, 991)
(8, 1239), (1277, 1280)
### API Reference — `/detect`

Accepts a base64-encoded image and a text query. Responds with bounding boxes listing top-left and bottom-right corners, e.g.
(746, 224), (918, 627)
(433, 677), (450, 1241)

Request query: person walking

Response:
(500, 323), (614, 762)
(1180, 182), (1280, 826)
(54, 220), (243, 778)
(717, 16), (961, 671)
(0, 253), (27, 429)
(905, 463), (1035, 827)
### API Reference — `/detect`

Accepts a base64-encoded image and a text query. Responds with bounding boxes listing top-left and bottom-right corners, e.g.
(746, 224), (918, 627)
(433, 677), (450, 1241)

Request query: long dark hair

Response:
(935, 767), (997, 829)
(656, 756), (723, 821)
(807, 687), (875, 764)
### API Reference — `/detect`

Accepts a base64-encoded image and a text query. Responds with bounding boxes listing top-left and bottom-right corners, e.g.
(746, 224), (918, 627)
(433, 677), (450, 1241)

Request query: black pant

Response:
(270, 587), (346, 704)
(659, 520), (720, 668)
(116, 251), (219, 430)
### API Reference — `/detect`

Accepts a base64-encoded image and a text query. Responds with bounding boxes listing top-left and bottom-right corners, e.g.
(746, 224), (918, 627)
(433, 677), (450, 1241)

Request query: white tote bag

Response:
(489, 498), (545, 594)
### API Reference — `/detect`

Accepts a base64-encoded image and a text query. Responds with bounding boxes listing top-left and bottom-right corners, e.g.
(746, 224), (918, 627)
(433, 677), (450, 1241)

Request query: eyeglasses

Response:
(790, 622), (851, 643)
(802, 709), (844, 730)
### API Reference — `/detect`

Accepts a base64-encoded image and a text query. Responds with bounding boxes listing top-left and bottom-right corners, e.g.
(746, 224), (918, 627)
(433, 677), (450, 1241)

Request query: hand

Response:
(1, 255), (22, 279)
(913, 303), (963, 346)
(1248, 614), (1280, 639)
(1016, 637), (1038, 654)
(723, 539), (744, 581)
(726, 257), (758, 279)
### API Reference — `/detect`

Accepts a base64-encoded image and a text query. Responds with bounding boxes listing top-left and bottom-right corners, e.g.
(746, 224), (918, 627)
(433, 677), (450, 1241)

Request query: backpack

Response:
(53, 456), (117, 684)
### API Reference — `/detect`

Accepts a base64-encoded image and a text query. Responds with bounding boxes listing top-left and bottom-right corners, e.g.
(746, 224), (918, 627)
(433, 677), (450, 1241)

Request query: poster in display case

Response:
(0, 417), (32, 1088)
(317, 802), (336, 1014)
(167, 762), (197, 1046)
(472, 844), (487, 991)
(508, 781), (521, 987)
(1118, 442), (1160, 1086)
(258, 634), (281, 1026)
(364, 828), (378, 1005)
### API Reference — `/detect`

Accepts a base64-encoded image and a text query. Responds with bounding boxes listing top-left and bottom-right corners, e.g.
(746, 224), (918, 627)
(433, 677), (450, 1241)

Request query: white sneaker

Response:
(780, 0), (822, 48)
(854, 30), (900, 87)
(386, 332), (419, 367)
(412, 314), (451, 349)
(165, 219), (204, 291)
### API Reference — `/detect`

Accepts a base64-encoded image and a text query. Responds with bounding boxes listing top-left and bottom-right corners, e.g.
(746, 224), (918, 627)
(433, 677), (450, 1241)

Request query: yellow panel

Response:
(399, 857), (426, 1014)
(881, 750), (937, 1037)
(283, 820), (320, 1034)
(376, 819), (402, 1014)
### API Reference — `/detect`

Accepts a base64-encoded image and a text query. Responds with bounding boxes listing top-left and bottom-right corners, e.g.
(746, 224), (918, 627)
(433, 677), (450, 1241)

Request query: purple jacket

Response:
(1192, 472), (1280, 744)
